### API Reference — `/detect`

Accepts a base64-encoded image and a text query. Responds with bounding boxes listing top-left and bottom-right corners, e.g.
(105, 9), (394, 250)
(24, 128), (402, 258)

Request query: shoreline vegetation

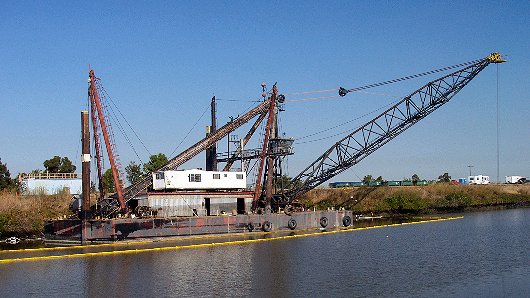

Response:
(302, 184), (530, 215)
(1, 184), (529, 239)
(0, 192), (73, 239)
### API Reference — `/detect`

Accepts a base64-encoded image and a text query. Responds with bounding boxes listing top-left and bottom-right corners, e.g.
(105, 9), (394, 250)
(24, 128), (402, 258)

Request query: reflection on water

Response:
(1, 209), (529, 297)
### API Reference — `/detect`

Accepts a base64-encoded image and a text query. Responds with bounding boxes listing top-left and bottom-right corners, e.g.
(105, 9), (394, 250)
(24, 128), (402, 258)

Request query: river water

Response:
(1, 208), (529, 297)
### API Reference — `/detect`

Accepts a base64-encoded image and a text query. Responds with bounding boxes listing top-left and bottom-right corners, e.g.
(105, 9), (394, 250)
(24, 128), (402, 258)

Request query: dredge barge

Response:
(45, 53), (505, 243)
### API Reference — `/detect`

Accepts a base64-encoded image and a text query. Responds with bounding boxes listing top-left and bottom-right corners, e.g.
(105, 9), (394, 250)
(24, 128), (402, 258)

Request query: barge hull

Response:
(45, 210), (353, 242)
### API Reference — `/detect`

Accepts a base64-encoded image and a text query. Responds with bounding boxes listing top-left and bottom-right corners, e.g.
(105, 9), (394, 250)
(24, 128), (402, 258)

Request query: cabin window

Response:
(156, 173), (164, 179)
(213, 174), (220, 179)
(236, 174), (244, 179)
(189, 174), (201, 182)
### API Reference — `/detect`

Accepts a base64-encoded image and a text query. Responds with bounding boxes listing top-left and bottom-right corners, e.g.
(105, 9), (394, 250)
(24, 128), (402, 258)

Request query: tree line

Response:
(0, 156), (77, 191)
(362, 172), (452, 185)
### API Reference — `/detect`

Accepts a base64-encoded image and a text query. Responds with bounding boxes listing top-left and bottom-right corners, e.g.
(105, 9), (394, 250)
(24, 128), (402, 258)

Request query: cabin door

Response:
(204, 198), (211, 216)
(237, 198), (245, 214)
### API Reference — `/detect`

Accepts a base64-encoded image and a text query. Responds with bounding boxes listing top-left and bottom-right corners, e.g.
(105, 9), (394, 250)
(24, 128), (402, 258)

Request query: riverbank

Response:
(301, 183), (530, 215)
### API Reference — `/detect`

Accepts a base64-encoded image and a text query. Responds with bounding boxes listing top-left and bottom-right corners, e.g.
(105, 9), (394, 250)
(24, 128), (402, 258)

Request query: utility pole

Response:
(468, 165), (474, 177)
(81, 110), (91, 244)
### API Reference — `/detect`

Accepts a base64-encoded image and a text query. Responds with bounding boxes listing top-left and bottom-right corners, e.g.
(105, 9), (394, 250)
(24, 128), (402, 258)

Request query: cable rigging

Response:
(169, 104), (210, 157)
(294, 99), (400, 143)
(97, 85), (152, 161)
(338, 59), (482, 96)
(288, 59), (485, 145)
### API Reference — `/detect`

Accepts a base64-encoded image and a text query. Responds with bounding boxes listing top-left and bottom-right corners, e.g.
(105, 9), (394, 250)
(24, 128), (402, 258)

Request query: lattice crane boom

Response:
(285, 52), (506, 199)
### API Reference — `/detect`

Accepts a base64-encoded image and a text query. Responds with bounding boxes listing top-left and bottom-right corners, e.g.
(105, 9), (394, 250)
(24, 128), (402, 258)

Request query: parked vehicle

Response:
(468, 175), (490, 185)
(505, 176), (527, 184)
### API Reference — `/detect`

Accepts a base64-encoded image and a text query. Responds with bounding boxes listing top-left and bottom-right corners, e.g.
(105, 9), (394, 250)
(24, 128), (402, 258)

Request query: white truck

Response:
(468, 175), (490, 185)
(505, 176), (527, 184)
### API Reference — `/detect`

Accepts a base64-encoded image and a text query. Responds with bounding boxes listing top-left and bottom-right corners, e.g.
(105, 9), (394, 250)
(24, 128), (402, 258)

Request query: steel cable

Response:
(340, 59), (482, 95)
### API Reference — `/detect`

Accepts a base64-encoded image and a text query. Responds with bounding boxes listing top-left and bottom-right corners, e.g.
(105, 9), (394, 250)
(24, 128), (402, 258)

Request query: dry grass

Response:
(0, 190), (74, 237)
(301, 184), (530, 214)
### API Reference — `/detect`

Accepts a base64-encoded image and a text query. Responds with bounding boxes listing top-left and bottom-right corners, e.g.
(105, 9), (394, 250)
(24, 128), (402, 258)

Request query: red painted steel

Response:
(88, 76), (105, 199)
(88, 69), (126, 211)
(253, 85), (278, 207)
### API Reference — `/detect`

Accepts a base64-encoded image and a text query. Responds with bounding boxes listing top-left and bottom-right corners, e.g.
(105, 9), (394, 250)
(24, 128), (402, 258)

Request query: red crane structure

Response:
(89, 52), (505, 217)
(88, 69), (126, 213)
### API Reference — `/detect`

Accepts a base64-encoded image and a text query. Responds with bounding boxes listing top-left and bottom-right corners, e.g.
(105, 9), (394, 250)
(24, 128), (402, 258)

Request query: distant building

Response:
(19, 173), (82, 195)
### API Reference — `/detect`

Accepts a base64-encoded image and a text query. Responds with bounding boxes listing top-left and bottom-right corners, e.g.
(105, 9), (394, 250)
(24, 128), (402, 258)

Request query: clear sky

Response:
(1, 1), (529, 184)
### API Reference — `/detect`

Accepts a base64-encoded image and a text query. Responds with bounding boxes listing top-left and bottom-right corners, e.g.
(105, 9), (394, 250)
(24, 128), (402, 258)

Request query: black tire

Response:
(320, 217), (328, 228)
(288, 218), (297, 230)
(342, 215), (352, 227)
(262, 221), (272, 232)
(247, 223), (254, 232)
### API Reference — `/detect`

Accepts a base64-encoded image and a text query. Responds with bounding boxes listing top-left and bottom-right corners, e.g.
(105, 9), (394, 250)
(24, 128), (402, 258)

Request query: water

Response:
(1, 209), (529, 297)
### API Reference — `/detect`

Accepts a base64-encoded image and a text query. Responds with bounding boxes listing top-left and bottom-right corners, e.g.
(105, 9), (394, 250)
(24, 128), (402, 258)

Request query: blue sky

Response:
(0, 1), (528, 184)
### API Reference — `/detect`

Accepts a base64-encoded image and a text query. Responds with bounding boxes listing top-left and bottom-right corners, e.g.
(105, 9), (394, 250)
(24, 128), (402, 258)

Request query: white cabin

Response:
(152, 169), (246, 191)
(468, 175), (490, 185)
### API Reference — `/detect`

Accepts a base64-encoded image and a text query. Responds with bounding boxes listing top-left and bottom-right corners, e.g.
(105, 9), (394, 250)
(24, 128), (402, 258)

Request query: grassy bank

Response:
(0, 191), (74, 238)
(302, 184), (530, 214)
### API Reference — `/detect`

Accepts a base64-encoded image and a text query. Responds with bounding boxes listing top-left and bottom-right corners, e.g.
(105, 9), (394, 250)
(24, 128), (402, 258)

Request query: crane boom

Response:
(285, 53), (505, 199)
(88, 69), (126, 211)
(121, 98), (273, 201)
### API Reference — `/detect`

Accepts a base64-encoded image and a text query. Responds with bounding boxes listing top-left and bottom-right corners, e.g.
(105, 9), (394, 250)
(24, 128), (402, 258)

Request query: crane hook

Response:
(338, 87), (349, 97)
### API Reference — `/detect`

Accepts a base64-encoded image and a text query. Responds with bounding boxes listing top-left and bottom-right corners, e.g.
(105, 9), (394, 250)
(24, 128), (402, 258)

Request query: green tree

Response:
(43, 156), (61, 173)
(43, 156), (76, 173)
(273, 175), (302, 190)
(143, 153), (168, 174)
(412, 174), (420, 186)
(102, 169), (116, 193)
(0, 158), (13, 190)
(59, 157), (76, 173)
(375, 176), (384, 182)
(126, 161), (143, 185)
(362, 175), (373, 185)
(438, 172), (451, 183)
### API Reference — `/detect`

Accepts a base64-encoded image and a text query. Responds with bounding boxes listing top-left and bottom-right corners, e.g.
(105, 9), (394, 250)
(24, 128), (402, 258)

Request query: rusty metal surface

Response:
(45, 211), (353, 242)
